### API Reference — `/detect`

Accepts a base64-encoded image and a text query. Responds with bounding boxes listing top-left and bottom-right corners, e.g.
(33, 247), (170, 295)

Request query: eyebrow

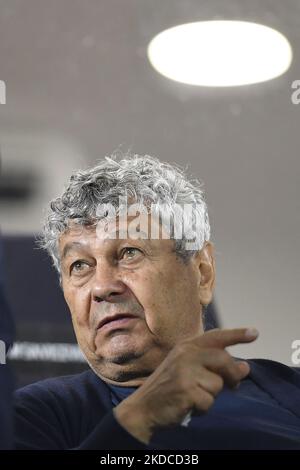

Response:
(61, 242), (88, 260)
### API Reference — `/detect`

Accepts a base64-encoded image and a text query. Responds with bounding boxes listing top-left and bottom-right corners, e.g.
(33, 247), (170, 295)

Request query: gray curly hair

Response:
(39, 154), (211, 275)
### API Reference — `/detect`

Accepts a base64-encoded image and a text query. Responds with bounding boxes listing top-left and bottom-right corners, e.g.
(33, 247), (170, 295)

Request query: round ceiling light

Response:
(147, 21), (293, 87)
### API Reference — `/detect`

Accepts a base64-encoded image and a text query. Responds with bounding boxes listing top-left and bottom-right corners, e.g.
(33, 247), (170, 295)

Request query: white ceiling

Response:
(0, 0), (300, 364)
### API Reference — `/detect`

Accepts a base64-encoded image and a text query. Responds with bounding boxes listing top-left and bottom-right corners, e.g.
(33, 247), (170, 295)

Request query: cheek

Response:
(63, 285), (90, 327)
(124, 271), (164, 324)
(127, 270), (177, 331)
(173, 274), (201, 318)
(140, 269), (200, 333)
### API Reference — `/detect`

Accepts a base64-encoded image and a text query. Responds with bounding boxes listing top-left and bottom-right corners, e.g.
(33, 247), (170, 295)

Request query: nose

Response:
(91, 262), (127, 303)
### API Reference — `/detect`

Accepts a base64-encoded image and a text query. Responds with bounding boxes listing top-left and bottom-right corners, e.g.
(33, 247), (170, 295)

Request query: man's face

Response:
(59, 216), (215, 386)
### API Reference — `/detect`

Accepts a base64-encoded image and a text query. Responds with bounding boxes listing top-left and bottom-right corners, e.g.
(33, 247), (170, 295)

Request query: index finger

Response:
(195, 327), (259, 349)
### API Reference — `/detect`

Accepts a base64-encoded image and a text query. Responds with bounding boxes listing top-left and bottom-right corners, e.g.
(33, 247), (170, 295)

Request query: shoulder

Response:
(14, 369), (110, 412)
(245, 358), (300, 419)
(14, 369), (113, 449)
(246, 358), (300, 383)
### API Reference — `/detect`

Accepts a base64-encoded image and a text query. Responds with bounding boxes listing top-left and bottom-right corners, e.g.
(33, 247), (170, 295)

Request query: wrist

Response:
(113, 401), (153, 445)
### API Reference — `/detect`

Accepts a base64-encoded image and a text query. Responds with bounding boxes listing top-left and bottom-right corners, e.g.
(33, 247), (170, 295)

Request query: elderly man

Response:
(14, 155), (300, 450)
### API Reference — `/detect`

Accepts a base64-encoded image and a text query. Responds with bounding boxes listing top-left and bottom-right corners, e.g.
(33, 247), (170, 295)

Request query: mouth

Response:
(97, 313), (138, 332)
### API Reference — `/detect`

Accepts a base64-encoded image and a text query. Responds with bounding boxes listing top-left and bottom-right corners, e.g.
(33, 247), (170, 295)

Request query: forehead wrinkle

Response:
(61, 241), (91, 260)
(96, 226), (153, 245)
(97, 226), (149, 238)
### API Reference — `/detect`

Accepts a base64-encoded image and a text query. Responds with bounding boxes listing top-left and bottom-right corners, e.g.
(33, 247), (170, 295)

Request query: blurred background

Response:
(0, 0), (299, 387)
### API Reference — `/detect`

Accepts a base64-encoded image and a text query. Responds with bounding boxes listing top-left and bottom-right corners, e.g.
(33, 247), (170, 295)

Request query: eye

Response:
(120, 247), (143, 260)
(70, 260), (90, 274)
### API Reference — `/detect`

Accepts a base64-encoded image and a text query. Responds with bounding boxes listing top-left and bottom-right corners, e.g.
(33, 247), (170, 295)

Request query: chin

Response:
(98, 342), (144, 364)
(95, 358), (156, 384)
(95, 332), (146, 359)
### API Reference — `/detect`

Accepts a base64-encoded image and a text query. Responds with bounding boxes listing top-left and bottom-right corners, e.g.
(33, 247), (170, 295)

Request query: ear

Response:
(196, 241), (216, 306)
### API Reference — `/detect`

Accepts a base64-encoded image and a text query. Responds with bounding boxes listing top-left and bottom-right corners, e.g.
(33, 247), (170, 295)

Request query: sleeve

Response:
(78, 411), (149, 450)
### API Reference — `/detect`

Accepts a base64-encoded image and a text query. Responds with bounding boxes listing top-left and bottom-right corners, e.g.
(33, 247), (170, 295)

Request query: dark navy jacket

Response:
(14, 359), (300, 450)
